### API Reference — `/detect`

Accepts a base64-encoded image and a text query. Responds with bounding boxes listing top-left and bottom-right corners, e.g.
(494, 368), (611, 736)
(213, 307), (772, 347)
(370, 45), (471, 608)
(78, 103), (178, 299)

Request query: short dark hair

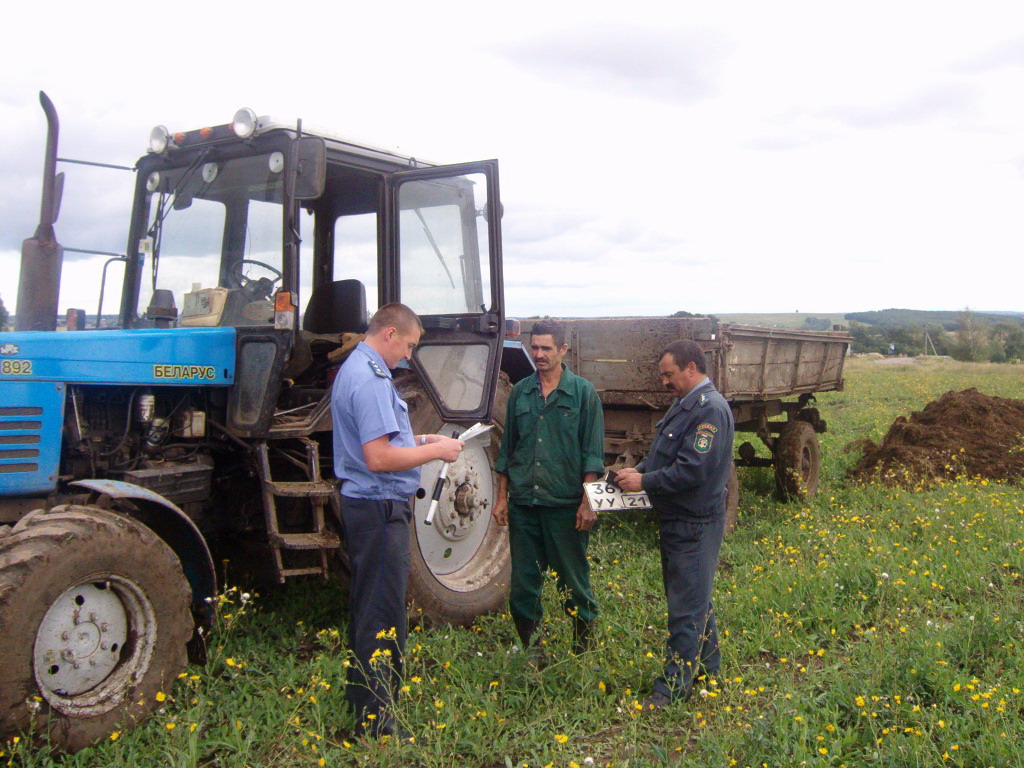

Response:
(530, 319), (567, 348)
(368, 302), (423, 335)
(661, 339), (707, 374)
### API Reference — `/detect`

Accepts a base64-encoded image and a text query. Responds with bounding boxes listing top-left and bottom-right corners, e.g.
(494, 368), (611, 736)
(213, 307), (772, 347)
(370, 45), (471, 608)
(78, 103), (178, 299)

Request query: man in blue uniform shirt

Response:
(331, 302), (463, 737)
(616, 339), (735, 708)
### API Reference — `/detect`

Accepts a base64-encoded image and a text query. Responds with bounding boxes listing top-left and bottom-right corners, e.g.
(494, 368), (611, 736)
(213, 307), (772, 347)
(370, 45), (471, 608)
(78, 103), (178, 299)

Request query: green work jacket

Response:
(496, 365), (606, 507)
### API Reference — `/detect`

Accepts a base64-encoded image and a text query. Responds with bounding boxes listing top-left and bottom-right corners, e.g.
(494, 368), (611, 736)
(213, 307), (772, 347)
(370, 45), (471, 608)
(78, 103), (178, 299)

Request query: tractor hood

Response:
(0, 327), (235, 386)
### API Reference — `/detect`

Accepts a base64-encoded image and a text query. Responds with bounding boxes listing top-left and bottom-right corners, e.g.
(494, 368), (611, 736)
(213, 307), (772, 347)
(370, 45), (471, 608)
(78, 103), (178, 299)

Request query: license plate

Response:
(584, 481), (652, 512)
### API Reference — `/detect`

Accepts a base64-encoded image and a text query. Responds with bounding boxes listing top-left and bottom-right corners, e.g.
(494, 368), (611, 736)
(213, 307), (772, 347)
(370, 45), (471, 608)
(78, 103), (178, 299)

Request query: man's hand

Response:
(576, 497), (596, 531)
(616, 467), (644, 493)
(433, 436), (464, 463)
(491, 497), (509, 527)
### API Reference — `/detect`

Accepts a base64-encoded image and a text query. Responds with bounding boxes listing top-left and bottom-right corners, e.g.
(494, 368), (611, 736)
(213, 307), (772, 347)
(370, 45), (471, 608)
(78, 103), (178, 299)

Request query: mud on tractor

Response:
(0, 94), (525, 750)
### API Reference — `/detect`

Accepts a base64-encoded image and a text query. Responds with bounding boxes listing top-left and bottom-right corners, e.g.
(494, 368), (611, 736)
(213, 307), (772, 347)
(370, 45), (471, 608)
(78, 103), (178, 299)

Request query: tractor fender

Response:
(69, 480), (217, 639)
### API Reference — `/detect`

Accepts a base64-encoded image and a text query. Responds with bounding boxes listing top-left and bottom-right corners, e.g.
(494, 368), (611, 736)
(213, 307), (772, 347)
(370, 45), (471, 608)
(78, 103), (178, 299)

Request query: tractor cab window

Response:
(398, 172), (491, 315)
(137, 153), (285, 327)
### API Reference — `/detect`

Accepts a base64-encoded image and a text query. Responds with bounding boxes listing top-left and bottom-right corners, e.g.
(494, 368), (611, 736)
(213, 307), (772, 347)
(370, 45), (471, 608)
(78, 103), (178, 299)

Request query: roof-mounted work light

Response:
(231, 108), (257, 138)
(148, 125), (170, 153)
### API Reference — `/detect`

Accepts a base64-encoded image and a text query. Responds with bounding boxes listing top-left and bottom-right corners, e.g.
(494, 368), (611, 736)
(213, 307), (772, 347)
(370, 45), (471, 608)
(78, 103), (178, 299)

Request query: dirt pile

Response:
(847, 388), (1024, 485)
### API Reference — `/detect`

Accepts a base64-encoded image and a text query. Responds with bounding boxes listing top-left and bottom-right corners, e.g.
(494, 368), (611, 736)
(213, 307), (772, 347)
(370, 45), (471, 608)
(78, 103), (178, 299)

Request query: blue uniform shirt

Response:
(331, 342), (420, 499)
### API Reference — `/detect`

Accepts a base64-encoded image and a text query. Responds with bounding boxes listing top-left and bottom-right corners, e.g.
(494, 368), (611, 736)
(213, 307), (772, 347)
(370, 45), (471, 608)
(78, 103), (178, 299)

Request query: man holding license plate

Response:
(616, 339), (735, 709)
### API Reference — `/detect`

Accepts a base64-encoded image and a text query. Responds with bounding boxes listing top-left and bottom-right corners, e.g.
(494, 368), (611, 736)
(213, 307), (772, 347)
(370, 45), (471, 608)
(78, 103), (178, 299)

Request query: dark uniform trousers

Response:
(340, 496), (411, 724)
(508, 501), (598, 624)
(653, 512), (724, 700)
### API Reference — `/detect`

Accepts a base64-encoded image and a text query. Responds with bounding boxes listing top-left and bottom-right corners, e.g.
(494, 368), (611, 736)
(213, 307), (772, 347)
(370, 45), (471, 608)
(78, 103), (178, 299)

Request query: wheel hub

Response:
(431, 455), (487, 541)
(34, 582), (129, 697)
(453, 483), (478, 516)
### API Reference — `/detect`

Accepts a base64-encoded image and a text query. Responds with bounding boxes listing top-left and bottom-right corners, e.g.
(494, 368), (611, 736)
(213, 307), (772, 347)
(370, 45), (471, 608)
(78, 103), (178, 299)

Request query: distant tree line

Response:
(0, 295), (8, 331)
(845, 308), (1024, 329)
(671, 310), (720, 323)
(848, 310), (1024, 362)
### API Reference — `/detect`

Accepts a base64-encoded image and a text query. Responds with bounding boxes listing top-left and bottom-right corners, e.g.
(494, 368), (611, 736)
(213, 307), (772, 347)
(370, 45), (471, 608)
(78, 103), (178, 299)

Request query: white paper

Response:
(459, 422), (494, 444)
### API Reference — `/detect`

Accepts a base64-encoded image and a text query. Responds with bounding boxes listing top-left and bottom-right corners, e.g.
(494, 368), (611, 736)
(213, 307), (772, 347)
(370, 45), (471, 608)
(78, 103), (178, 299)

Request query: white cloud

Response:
(2, 1), (1023, 321)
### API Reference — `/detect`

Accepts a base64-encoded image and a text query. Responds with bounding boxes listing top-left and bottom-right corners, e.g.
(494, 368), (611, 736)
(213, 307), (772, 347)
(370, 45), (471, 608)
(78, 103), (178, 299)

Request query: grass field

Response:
(5, 358), (1024, 768)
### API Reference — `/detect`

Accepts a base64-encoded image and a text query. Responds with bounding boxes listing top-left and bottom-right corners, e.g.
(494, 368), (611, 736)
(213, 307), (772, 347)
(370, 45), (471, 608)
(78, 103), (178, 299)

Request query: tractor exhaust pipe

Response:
(15, 91), (65, 331)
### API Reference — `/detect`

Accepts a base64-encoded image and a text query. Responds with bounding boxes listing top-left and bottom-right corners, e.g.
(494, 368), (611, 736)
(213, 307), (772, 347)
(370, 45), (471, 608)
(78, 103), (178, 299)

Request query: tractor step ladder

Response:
(256, 437), (340, 583)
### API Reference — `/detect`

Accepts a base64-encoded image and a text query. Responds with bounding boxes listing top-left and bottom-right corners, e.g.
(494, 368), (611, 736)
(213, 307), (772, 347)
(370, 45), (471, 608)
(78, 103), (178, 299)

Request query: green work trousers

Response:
(508, 501), (598, 624)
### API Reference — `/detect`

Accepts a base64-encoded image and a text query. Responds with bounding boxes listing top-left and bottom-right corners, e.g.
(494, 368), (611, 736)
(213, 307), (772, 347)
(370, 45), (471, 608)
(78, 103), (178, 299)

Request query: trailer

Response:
(521, 317), (852, 527)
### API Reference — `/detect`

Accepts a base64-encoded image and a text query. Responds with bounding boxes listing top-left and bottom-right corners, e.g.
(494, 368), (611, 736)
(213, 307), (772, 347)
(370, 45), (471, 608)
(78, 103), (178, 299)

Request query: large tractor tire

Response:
(0, 505), (192, 751)
(724, 461), (739, 535)
(397, 374), (512, 626)
(773, 420), (821, 501)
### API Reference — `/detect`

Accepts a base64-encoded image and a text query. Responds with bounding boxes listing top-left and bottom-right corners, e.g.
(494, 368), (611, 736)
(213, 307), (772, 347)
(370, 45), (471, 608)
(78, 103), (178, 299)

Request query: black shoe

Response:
(641, 691), (673, 711)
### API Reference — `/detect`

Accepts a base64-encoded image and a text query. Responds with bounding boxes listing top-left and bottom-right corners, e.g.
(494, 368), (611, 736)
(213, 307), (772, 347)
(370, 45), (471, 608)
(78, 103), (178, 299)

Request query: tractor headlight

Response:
(231, 108), (257, 138)
(148, 125), (170, 154)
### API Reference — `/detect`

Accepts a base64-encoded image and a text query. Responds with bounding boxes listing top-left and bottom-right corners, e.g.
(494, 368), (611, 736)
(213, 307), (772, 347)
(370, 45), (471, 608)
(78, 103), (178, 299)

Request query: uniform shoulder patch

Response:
(694, 423), (716, 454)
(367, 359), (388, 378)
(699, 392), (708, 405)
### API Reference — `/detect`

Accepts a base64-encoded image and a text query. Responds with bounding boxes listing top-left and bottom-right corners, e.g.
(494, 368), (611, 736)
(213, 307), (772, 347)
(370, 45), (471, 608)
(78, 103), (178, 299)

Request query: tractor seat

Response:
(303, 279), (368, 335)
(283, 280), (369, 381)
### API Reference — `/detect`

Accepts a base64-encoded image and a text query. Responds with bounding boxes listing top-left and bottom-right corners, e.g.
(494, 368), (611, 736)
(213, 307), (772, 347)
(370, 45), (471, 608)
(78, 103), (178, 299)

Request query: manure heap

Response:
(848, 388), (1024, 485)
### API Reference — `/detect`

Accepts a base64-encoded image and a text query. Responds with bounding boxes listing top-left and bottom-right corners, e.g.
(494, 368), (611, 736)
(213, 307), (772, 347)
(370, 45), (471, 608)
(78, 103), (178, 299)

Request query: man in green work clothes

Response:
(492, 319), (605, 658)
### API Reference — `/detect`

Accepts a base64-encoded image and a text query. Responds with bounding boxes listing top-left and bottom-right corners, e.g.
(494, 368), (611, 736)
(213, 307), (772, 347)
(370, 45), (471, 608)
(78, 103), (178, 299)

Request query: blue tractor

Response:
(0, 94), (525, 750)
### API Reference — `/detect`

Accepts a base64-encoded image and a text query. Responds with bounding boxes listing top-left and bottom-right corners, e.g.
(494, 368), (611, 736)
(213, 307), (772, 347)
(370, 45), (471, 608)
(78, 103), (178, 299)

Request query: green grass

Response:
(5, 358), (1024, 767)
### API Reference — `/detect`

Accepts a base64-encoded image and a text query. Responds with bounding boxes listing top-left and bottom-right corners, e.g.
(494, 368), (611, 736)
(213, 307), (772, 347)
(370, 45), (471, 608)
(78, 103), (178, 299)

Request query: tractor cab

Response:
(121, 108), (505, 429)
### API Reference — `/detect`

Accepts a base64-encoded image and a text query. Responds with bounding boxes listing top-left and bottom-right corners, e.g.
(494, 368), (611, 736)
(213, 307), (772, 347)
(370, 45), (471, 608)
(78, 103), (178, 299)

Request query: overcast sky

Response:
(2, 1), (1023, 319)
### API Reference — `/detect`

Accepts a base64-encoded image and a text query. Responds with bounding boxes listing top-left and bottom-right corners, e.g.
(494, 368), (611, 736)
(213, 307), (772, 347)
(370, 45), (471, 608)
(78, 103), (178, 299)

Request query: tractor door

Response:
(386, 161), (504, 422)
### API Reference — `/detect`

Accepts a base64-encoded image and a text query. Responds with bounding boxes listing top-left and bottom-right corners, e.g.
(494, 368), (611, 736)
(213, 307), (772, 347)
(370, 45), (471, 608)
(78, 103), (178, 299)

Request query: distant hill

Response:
(844, 308), (1024, 329)
(714, 312), (848, 330)
(713, 309), (1024, 334)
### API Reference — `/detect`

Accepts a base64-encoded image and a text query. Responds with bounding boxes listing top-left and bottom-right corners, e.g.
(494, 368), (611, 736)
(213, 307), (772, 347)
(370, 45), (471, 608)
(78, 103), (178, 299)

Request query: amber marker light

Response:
(274, 291), (295, 312)
(274, 291), (296, 331)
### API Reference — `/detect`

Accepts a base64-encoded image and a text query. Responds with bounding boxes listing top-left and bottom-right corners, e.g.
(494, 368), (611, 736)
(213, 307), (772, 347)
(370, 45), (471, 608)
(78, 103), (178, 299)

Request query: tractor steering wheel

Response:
(229, 259), (282, 302)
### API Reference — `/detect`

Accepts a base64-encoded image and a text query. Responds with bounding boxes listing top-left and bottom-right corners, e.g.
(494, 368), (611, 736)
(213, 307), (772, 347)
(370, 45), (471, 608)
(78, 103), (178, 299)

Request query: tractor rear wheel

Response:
(397, 374), (512, 626)
(0, 505), (192, 751)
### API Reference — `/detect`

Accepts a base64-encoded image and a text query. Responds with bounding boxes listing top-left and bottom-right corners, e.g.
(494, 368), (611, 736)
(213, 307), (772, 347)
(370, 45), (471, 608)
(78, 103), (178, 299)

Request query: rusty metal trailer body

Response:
(524, 317), (852, 502)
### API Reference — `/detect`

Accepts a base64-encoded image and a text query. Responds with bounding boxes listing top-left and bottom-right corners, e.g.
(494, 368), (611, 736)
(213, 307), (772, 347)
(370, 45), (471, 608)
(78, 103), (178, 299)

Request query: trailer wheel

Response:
(774, 420), (821, 500)
(398, 374), (512, 626)
(724, 461), (739, 535)
(0, 505), (192, 752)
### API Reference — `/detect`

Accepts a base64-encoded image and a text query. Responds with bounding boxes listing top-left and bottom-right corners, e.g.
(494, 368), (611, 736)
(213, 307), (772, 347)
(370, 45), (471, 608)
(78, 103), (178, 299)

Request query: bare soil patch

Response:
(847, 388), (1024, 485)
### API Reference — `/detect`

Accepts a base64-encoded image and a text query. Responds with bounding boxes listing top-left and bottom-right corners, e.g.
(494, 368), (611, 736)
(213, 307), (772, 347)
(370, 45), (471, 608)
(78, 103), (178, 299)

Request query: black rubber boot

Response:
(513, 615), (538, 648)
(513, 616), (547, 668)
(572, 617), (594, 655)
